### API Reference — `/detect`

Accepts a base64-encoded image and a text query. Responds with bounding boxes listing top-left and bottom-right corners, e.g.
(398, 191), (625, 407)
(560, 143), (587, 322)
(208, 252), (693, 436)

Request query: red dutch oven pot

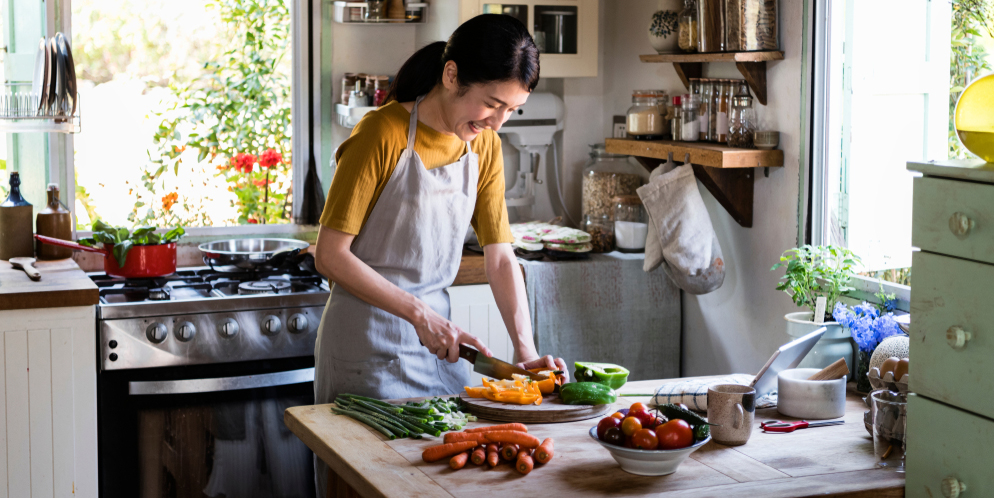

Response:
(35, 234), (177, 278)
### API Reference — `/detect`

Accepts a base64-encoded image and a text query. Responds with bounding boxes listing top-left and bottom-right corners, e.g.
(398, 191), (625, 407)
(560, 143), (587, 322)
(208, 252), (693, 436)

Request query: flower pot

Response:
(784, 311), (854, 380)
(648, 10), (679, 54)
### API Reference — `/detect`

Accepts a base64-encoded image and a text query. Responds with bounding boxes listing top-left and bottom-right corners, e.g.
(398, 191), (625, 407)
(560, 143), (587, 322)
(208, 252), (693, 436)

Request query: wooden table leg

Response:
(327, 466), (362, 498)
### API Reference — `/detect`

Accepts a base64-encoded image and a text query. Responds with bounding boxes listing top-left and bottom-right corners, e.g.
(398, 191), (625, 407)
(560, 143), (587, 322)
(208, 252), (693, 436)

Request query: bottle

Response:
(671, 95), (683, 141)
(677, 0), (698, 52)
(626, 90), (665, 140)
(36, 183), (73, 260)
(0, 172), (35, 260)
(681, 94), (699, 142)
(729, 81), (756, 148)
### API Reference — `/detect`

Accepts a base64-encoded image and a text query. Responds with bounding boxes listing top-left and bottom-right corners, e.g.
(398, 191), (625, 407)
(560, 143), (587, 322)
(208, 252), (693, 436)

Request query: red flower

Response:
(253, 179), (272, 187)
(248, 218), (258, 224)
(229, 153), (257, 174)
(259, 148), (283, 168)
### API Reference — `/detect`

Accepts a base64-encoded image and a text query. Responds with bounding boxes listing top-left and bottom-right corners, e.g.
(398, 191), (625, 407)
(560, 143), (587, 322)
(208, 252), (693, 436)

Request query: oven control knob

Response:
(175, 321), (197, 342)
(218, 319), (240, 339)
(262, 315), (282, 335)
(146, 323), (168, 344)
(288, 313), (309, 334)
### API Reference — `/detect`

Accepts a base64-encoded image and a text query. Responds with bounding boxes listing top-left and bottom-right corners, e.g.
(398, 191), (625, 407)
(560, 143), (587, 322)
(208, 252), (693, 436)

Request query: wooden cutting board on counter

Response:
(458, 393), (613, 423)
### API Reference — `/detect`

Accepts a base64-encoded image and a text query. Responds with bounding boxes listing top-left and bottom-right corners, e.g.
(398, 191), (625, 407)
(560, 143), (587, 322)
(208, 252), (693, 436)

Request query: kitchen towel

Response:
(648, 374), (777, 411)
(637, 164), (725, 295)
(521, 252), (680, 382)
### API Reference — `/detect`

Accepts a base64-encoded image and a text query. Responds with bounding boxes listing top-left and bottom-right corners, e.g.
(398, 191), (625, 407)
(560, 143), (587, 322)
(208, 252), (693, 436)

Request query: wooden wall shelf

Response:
(640, 51), (784, 105)
(606, 138), (783, 228)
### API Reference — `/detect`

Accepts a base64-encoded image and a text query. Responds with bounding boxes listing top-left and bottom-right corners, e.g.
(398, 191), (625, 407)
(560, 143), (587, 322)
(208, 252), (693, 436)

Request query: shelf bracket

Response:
(735, 61), (768, 105)
(633, 156), (754, 228)
(672, 62), (702, 89)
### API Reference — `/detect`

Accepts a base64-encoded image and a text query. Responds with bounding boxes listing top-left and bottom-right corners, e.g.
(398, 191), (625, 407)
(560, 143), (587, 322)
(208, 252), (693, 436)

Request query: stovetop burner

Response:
(238, 280), (292, 295)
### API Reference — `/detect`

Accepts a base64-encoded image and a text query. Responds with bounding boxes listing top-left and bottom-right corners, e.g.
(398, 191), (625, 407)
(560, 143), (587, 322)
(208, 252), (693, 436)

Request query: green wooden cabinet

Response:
(906, 159), (994, 498)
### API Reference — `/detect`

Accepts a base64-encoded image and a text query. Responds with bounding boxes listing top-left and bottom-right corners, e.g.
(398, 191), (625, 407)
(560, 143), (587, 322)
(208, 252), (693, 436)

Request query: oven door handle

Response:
(128, 367), (315, 395)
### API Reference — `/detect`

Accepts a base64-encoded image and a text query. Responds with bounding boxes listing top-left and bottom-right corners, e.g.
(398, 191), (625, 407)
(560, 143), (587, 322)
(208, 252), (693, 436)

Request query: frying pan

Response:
(34, 234), (177, 278)
(198, 238), (310, 272)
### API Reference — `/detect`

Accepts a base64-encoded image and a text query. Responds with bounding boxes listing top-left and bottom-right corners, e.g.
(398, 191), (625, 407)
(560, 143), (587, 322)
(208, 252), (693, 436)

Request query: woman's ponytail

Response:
(386, 15), (540, 104)
(384, 41), (446, 104)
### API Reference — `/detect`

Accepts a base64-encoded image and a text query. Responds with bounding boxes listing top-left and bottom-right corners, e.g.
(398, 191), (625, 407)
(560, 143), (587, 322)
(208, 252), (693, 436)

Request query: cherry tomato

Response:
(629, 409), (656, 428)
(623, 435), (636, 448)
(597, 416), (622, 439)
(621, 416), (642, 437)
(603, 427), (624, 446)
(632, 428), (659, 450)
(611, 412), (625, 420)
(629, 402), (647, 413)
(656, 419), (694, 450)
(651, 416), (665, 429)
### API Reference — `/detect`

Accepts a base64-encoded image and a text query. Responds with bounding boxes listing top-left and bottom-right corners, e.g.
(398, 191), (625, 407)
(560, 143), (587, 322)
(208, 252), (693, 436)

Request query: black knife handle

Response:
(458, 344), (478, 363)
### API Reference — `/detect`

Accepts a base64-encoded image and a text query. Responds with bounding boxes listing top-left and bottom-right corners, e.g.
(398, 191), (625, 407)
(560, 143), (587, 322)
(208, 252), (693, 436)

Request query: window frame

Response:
(38, 0), (318, 239)
(806, 0), (912, 312)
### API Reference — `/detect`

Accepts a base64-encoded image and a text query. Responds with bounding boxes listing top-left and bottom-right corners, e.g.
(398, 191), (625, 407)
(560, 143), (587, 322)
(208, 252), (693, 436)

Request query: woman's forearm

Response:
(483, 243), (537, 363)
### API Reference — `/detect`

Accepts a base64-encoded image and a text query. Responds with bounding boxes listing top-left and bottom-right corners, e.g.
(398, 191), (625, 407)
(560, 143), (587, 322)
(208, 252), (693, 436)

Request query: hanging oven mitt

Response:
(642, 153), (679, 273)
(637, 163), (725, 294)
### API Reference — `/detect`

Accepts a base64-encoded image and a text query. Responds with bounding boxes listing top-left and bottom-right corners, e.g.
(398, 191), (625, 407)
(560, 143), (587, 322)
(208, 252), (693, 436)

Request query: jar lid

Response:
(589, 143), (630, 159)
(612, 195), (642, 205)
(733, 95), (753, 107)
(672, 95), (682, 105)
(632, 90), (662, 98)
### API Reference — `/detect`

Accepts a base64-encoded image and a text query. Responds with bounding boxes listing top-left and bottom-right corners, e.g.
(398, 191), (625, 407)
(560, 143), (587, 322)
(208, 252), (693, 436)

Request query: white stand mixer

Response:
(499, 92), (567, 223)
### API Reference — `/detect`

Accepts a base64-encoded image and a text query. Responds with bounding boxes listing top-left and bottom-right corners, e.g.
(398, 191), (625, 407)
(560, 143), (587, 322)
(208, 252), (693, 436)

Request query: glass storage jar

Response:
(626, 91), (665, 140)
(728, 81), (756, 148)
(582, 214), (615, 253)
(582, 144), (647, 219)
(612, 195), (648, 253)
(681, 94), (699, 142)
(677, 0), (698, 52)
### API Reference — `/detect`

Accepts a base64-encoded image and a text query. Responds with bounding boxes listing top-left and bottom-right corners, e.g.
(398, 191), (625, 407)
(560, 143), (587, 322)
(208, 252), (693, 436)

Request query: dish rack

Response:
(335, 103), (377, 128)
(332, 1), (429, 24)
(0, 87), (81, 134)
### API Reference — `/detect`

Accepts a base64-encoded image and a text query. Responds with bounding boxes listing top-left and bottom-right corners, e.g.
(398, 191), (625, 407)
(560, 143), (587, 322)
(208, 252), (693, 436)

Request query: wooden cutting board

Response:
(458, 393), (613, 423)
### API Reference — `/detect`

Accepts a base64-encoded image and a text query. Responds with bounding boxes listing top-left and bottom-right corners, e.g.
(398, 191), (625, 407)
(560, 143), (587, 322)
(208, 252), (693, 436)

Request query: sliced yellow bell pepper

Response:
(467, 376), (544, 405)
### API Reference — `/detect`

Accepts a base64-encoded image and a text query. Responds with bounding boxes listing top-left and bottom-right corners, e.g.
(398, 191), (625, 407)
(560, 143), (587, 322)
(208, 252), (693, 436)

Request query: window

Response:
(809, 0), (993, 297)
(2, 0), (313, 233)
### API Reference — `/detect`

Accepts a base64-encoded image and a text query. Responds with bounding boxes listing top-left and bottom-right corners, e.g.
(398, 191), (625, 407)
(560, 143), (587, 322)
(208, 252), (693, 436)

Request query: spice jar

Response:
(612, 195), (648, 253)
(703, 79), (716, 142)
(373, 76), (391, 106)
(681, 94), (699, 142)
(677, 0), (698, 52)
(582, 144), (646, 219)
(671, 95), (683, 141)
(626, 91), (665, 140)
(716, 80), (731, 143)
(729, 81), (756, 148)
(341, 73), (358, 105)
(582, 214), (615, 253)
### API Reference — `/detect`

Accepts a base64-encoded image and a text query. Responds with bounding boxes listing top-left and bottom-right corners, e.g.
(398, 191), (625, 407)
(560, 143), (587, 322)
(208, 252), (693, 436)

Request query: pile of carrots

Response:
(420, 423), (555, 475)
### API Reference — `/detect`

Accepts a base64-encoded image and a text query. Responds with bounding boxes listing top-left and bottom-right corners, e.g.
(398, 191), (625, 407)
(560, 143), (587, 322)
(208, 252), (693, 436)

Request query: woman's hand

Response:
(516, 355), (569, 385)
(412, 303), (492, 363)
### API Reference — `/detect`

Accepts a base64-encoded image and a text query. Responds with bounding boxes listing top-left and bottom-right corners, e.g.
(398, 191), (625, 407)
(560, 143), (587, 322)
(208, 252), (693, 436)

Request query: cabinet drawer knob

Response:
(946, 326), (972, 349)
(941, 476), (967, 498)
(948, 212), (975, 238)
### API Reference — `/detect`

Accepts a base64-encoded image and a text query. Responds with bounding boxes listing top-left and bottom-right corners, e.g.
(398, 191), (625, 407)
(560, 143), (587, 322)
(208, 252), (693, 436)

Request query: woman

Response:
(312, 14), (568, 493)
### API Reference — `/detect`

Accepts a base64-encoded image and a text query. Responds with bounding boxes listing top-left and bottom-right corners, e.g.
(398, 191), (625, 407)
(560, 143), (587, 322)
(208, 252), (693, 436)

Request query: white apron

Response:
(313, 94), (478, 495)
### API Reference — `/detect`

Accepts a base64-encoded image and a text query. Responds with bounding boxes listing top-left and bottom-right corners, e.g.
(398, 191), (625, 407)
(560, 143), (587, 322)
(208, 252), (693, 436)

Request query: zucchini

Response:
(654, 403), (715, 426)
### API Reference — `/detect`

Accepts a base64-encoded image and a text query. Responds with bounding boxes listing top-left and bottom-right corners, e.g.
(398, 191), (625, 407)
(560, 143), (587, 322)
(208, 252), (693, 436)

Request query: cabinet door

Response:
(912, 177), (994, 263)
(909, 252), (993, 418)
(906, 394), (993, 498)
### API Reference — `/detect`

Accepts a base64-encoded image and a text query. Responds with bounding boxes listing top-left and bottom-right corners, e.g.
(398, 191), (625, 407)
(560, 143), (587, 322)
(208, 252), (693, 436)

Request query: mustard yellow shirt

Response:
(319, 101), (513, 246)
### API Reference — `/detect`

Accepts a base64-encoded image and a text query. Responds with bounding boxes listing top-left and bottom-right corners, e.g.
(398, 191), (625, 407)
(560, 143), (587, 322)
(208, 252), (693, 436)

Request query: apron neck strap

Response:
(407, 95), (424, 150)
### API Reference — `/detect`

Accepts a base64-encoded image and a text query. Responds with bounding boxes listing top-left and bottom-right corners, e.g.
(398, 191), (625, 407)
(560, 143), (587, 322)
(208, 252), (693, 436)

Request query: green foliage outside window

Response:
(949, 0), (993, 159)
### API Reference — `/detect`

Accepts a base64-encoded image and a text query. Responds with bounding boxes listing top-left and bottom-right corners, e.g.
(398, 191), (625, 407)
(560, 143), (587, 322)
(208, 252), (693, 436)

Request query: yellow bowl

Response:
(955, 73), (994, 163)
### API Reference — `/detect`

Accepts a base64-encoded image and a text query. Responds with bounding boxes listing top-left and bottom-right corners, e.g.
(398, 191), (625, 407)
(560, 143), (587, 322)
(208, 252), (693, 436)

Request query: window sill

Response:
(846, 274), (911, 313)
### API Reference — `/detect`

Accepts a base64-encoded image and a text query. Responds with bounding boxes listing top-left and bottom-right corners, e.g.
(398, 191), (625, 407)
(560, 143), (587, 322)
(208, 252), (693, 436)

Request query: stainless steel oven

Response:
(94, 258), (327, 498)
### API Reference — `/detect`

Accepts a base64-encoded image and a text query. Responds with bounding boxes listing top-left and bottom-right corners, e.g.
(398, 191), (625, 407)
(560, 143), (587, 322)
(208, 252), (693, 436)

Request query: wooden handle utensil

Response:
(807, 358), (849, 381)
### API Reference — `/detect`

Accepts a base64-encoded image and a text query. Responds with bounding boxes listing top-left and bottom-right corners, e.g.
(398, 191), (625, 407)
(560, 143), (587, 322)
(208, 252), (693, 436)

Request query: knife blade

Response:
(458, 345), (546, 381)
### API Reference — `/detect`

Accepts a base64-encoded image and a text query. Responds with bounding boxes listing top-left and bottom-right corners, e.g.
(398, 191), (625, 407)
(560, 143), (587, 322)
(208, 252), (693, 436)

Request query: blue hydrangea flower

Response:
(834, 301), (898, 353)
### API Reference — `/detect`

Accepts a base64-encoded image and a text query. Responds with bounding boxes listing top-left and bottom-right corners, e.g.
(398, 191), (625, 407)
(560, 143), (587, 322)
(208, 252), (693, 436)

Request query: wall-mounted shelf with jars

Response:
(639, 51), (784, 106)
(604, 137), (783, 227)
(332, 1), (429, 24)
(335, 103), (377, 128)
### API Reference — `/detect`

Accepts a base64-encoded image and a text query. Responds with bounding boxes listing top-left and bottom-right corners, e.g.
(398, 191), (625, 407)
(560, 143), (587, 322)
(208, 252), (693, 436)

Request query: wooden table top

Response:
(0, 258), (99, 311)
(284, 376), (905, 498)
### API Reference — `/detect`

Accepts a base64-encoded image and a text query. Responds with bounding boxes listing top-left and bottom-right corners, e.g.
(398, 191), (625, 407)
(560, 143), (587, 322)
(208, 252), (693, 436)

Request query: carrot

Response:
(465, 423), (528, 433)
(486, 444), (500, 467)
(471, 446), (487, 465)
(516, 449), (534, 475)
(500, 443), (519, 461)
(422, 441), (479, 463)
(444, 432), (485, 445)
(450, 450), (471, 470)
(484, 431), (541, 449)
(534, 438), (554, 464)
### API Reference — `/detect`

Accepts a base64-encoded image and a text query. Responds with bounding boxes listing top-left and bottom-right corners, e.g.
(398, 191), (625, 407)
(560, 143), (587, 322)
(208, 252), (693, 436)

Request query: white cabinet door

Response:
(448, 285), (514, 379)
(0, 306), (97, 498)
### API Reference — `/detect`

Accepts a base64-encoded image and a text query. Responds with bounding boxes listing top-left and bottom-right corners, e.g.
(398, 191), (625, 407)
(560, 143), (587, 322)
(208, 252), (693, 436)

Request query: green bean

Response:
(330, 407), (396, 440)
(340, 394), (398, 410)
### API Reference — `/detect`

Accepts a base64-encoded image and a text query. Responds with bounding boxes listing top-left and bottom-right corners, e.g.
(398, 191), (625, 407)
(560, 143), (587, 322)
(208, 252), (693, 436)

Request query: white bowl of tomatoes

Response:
(589, 403), (712, 476)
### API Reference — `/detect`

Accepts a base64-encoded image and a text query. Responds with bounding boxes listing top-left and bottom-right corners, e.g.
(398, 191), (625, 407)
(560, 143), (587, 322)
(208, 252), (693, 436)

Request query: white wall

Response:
(557, 0), (806, 376)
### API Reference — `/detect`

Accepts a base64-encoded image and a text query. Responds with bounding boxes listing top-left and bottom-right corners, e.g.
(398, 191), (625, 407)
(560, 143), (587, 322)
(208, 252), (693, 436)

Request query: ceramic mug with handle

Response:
(707, 384), (756, 446)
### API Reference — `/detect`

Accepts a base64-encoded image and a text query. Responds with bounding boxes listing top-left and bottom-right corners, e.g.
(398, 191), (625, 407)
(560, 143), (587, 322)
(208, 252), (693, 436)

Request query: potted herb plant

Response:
(771, 245), (861, 377)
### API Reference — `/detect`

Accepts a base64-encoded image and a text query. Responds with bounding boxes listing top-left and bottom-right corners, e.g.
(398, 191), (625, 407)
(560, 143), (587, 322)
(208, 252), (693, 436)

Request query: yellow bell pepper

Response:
(466, 376), (544, 405)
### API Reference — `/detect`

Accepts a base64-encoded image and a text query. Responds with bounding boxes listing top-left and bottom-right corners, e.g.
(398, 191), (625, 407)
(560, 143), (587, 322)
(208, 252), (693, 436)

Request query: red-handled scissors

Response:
(760, 420), (845, 433)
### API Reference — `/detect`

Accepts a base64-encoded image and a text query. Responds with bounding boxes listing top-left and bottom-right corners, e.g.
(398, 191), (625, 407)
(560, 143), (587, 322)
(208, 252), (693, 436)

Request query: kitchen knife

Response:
(458, 345), (546, 382)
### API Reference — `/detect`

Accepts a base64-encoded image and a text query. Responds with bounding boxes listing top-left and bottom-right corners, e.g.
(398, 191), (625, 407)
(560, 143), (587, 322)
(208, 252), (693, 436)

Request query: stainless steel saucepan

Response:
(198, 238), (310, 272)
